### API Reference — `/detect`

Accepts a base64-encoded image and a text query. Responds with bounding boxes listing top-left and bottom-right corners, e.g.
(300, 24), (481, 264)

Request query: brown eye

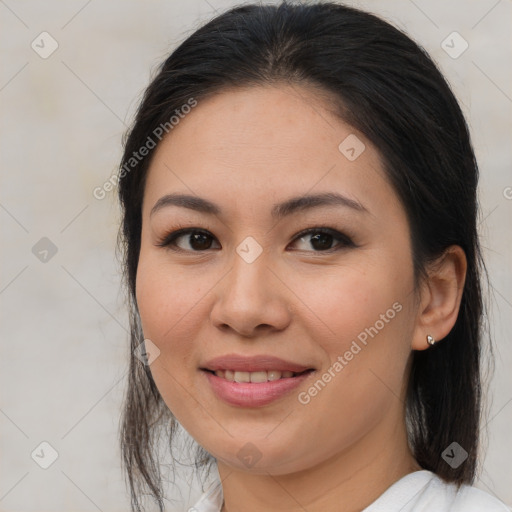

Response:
(156, 229), (220, 252)
(289, 228), (355, 252)
(156, 227), (355, 253)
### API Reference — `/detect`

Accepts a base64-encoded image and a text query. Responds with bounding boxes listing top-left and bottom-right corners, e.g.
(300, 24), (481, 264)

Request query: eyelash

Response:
(155, 226), (356, 253)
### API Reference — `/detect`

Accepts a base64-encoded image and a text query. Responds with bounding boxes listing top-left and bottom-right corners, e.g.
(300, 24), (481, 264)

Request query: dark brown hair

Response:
(117, 2), (492, 510)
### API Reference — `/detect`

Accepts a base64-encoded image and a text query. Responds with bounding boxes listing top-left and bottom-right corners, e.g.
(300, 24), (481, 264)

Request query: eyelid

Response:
(155, 225), (356, 253)
(155, 227), (218, 250)
(290, 227), (355, 250)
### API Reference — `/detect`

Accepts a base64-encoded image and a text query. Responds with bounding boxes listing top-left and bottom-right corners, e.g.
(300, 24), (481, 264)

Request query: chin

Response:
(199, 435), (317, 475)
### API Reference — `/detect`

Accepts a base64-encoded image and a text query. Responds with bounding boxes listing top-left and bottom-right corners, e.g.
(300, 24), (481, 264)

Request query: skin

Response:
(135, 84), (467, 512)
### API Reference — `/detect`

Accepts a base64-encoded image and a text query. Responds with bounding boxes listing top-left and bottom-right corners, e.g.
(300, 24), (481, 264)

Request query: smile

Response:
(211, 369), (306, 382)
(202, 368), (315, 407)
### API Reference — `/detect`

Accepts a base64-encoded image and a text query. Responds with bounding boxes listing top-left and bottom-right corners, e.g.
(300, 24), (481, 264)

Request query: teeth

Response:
(213, 370), (301, 382)
(250, 371), (268, 383)
(234, 371), (250, 383)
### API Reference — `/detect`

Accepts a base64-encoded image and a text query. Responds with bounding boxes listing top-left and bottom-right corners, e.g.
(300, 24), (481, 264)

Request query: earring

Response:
(426, 334), (436, 346)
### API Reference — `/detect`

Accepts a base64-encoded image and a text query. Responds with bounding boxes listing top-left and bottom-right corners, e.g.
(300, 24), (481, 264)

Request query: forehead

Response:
(142, 85), (402, 223)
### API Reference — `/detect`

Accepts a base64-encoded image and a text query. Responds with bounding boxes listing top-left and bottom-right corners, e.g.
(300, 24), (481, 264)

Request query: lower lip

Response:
(202, 370), (314, 407)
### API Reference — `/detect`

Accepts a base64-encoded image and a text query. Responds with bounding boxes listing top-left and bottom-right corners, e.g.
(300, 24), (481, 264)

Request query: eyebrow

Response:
(150, 192), (369, 219)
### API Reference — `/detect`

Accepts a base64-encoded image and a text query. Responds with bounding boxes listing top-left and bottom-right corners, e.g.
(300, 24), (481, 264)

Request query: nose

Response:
(210, 251), (292, 338)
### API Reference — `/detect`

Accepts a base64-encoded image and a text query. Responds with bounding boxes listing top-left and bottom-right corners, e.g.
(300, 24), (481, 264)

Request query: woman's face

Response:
(136, 85), (420, 475)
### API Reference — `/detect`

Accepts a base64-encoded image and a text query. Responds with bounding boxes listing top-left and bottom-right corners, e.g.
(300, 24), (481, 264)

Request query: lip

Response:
(202, 369), (314, 407)
(200, 354), (313, 373)
(200, 354), (316, 407)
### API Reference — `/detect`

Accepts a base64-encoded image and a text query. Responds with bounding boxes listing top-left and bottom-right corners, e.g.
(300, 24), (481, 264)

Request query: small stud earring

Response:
(426, 334), (436, 346)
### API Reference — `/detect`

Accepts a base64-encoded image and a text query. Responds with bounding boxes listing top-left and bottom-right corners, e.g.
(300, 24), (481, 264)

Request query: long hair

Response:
(116, 2), (491, 510)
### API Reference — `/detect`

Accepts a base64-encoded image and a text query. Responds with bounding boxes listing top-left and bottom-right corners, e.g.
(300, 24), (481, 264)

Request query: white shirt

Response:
(189, 469), (510, 511)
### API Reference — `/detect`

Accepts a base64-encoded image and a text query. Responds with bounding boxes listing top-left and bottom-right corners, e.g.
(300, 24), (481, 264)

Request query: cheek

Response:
(291, 269), (411, 456)
(302, 265), (402, 348)
(135, 256), (208, 417)
(135, 255), (203, 362)
(301, 261), (413, 404)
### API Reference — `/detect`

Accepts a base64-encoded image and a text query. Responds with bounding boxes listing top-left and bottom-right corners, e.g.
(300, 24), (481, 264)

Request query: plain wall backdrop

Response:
(1, 0), (511, 510)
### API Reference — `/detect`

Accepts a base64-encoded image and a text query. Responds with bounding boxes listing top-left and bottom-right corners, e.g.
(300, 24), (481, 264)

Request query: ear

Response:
(411, 245), (467, 351)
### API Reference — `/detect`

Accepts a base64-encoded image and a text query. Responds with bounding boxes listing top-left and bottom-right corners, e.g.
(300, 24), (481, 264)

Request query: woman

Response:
(116, 2), (509, 511)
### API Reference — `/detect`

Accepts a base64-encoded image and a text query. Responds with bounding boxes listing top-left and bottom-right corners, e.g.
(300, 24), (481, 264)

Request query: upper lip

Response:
(201, 354), (313, 373)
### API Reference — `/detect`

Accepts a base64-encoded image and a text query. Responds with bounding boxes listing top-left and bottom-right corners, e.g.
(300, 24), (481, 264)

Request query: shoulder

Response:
(418, 471), (510, 512)
(364, 470), (510, 512)
(449, 483), (510, 511)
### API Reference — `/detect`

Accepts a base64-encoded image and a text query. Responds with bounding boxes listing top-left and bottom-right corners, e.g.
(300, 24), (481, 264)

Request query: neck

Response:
(218, 409), (421, 512)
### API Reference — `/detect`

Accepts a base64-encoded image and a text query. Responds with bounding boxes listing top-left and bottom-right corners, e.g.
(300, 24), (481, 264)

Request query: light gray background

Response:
(1, 0), (511, 510)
